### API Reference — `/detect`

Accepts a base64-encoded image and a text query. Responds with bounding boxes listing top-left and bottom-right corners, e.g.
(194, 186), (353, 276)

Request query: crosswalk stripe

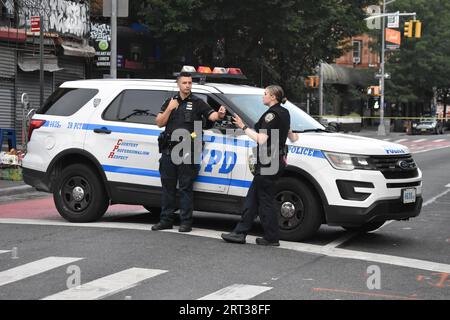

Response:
(198, 284), (272, 300)
(432, 139), (445, 142)
(0, 257), (83, 287)
(393, 139), (408, 143)
(412, 138), (426, 143)
(42, 267), (167, 300)
(0, 250), (11, 255)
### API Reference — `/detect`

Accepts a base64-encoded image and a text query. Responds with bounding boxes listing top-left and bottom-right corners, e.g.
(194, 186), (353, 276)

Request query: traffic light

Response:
(414, 20), (422, 38)
(367, 85), (380, 96)
(304, 76), (319, 88)
(404, 20), (413, 38)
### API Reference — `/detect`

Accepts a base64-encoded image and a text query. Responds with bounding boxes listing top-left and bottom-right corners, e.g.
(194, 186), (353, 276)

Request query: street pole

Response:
(110, 0), (117, 78)
(378, 0), (386, 136)
(319, 62), (324, 118)
(39, 15), (44, 107)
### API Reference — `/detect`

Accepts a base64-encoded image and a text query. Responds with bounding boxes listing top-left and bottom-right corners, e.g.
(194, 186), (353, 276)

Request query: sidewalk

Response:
(0, 179), (34, 196)
(340, 127), (407, 139)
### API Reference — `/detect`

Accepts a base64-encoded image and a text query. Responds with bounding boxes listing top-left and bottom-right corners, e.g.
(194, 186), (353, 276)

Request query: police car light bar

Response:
(174, 65), (247, 82)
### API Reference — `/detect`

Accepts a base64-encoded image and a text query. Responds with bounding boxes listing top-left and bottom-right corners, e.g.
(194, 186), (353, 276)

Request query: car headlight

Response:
(431, 122), (436, 127)
(323, 152), (376, 171)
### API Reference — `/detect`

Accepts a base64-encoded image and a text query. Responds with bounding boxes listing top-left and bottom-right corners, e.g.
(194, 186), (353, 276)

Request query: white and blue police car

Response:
(22, 68), (422, 241)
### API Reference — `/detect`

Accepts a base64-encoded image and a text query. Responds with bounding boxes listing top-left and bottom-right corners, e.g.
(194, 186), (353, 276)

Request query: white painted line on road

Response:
(423, 187), (450, 207)
(1, 218), (450, 274)
(412, 138), (426, 143)
(0, 257), (83, 287)
(322, 232), (358, 250)
(0, 250), (11, 255)
(198, 284), (272, 300)
(42, 267), (167, 300)
(414, 145), (450, 154)
(393, 139), (408, 143)
(432, 139), (445, 142)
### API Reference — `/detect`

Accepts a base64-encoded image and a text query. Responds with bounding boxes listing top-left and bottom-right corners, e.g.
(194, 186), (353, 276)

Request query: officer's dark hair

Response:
(266, 85), (287, 104)
(177, 72), (192, 80)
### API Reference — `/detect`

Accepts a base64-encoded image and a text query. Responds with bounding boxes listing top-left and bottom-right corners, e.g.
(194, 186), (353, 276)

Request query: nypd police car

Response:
(22, 69), (423, 241)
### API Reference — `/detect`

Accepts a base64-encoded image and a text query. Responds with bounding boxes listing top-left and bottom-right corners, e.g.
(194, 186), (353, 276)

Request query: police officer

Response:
(221, 85), (298, 246)
(152, 72), (226, 232)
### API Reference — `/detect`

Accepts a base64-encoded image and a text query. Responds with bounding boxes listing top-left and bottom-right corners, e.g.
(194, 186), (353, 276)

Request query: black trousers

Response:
(159, 151), (199, 226)
(233, 174), (279, 242)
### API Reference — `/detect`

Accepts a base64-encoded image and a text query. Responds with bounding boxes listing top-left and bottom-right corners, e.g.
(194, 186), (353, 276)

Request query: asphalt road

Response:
(0, 134), (449, 301)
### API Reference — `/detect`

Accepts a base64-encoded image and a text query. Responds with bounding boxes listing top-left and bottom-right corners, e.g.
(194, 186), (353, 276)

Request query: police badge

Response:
(265, 113), (275, 123)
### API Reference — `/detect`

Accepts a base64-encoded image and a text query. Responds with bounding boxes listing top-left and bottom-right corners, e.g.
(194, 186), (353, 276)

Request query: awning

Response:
(61, 41), (95, 58)
(321, 63), (373, 86)
(18, 53), (63, 72)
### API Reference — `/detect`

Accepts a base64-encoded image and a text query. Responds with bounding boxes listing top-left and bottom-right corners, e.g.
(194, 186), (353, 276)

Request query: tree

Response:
(138, 0), (370, 99)
(385, 0), (450, 118)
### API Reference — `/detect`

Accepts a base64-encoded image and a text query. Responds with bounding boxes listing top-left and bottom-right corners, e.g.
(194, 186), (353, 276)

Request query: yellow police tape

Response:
(311, 116), (448, 120)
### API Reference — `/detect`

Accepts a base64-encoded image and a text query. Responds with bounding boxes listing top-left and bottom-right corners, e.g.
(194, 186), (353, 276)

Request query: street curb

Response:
(0, 185), (35, 196)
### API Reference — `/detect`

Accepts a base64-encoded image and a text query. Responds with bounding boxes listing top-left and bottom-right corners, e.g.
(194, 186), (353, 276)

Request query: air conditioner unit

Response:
(353, 57), (361, 64)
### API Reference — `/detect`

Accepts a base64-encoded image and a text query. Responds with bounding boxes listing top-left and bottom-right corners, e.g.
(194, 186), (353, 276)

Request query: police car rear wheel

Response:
(275, 177), (322, 241)
(143, 206), (162, 214)
(53, 164), (109, 222)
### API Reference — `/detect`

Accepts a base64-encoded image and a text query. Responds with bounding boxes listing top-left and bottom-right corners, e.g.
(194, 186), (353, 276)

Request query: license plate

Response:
(402, 188), (416, 204)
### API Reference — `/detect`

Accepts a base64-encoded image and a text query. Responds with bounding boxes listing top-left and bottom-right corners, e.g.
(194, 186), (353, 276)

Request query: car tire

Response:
(274, 177), (323, 241)
(143, 206), (162, 215)
(53, 163), (109, 222)
(342, 221), (386, 233)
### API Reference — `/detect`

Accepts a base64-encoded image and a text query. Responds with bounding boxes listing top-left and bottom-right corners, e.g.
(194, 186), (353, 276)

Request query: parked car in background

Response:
(412, 117), (445, 135)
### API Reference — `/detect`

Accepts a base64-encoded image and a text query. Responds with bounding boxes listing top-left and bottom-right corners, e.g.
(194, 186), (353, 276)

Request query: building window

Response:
(352, 40), (362, 64)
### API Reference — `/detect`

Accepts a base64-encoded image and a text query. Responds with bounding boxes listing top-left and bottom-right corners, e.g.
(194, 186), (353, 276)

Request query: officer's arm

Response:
(244, 129), (269, 145)
(156, 99), (178, 127)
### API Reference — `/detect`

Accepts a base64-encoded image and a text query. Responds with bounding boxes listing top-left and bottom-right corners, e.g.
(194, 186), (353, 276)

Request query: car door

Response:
(84, 86), (169, 189)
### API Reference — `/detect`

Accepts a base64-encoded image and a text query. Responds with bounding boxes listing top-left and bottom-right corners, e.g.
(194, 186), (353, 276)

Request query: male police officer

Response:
(153, 72), (226, 232)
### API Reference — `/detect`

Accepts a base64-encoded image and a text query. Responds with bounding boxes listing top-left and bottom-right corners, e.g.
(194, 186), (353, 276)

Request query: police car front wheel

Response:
(53, 164), (109, 222)
(275, 177), (323, 241)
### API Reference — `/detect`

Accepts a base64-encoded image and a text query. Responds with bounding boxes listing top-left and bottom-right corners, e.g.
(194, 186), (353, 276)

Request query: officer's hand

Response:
(232, 114), (245, 129)
(167, 98), (179, 111)
(218, 106), (226, 119)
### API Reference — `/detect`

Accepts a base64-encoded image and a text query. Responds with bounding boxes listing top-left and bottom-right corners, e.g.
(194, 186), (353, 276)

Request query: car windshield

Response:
(226, 94), (324, 132)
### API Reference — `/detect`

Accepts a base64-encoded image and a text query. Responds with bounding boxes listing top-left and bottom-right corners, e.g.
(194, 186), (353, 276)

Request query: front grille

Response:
(369, 154), (419, 179)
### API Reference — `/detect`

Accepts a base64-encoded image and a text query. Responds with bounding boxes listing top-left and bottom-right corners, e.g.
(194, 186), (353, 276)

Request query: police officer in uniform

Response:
(221, 85), (298, 246)
(153, 72), (226, 232)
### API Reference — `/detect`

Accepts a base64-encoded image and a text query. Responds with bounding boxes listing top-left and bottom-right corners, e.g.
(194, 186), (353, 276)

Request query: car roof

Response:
(60, 79), (264, 95)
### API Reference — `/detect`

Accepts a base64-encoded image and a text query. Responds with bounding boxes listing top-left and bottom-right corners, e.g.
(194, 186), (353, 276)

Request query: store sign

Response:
(30, 16), (40, 32)
(91, 23), (111, 67)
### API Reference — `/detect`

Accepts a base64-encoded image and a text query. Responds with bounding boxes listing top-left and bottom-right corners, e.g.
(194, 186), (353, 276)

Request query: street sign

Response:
(387, 13), (399, 28)
(386, 28), (401, 45)
(30, 16), (40, 32)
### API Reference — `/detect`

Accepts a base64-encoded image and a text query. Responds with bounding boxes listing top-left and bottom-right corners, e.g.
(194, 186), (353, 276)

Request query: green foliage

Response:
(138, 0), (370, 99)
(386, 0), (450, 103)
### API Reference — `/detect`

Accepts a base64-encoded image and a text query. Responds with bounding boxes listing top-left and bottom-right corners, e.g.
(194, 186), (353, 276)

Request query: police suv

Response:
(22, 68), (423, 241)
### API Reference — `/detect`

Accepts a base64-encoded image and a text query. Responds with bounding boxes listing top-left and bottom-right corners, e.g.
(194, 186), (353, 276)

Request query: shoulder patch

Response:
(265, 113), (275, 123)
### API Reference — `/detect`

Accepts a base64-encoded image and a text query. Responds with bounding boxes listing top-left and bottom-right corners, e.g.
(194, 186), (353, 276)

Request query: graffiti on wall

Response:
(7, 0), (90, 38)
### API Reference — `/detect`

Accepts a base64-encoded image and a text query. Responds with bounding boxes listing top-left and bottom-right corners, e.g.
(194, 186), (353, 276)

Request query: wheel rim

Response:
(275, 190), (305, 230)
(62, 175), (92, 212)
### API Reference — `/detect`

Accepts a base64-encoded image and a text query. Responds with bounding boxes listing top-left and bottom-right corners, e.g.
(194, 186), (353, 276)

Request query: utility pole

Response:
(39, 14), (44, 107)
(378, 0), (387, 136)
(319, 62), (324, 118)
(110, 0), (117, 78)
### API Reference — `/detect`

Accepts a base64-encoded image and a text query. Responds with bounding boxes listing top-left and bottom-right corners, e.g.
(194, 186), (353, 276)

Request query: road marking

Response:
(412, 138), (426, 143)
(42, 267), (167, 300)
(322, 232), (358, 249)
(0, 257), (83, 287)
(423, 185), (450, 207)
(393, 139), (408, 143)
(1, 218), (449, 274)
(0, 250), (11, 255)
(432, 139), (445, 142)
(198, 284), (272, 300)
(312, 288), (419, 300)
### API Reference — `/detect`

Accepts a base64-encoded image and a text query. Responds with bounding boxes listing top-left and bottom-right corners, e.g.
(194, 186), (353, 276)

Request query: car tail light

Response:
(28, 119), (46, 140)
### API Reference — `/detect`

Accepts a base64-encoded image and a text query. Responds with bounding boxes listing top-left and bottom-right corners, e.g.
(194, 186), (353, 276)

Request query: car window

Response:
(226, 94), (324, 131)
(103, 90), (167, 125)
(37, 88), (98, 116)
